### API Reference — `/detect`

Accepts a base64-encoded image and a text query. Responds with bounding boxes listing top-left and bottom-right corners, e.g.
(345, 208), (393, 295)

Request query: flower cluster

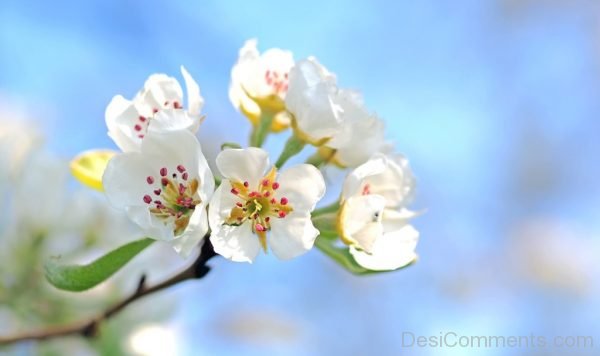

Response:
(75, 39), (420, 272)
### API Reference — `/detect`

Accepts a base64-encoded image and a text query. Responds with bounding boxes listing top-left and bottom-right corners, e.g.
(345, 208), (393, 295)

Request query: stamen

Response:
(362, 184), (371, 195)
(139, 116), (147, 122)
(223, 171), (295, 249)
(160, 167), (168, 177)
(134, 124), (142, 131)
(143, 195), (152, 204)
(182, 172), (189, 181)
(177, 165), (186, 173)
(154, 189), (162, 195)
(146, 176), (155, 184)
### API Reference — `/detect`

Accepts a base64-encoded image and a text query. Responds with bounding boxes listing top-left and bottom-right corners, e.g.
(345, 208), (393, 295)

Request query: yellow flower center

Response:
(142, 164), (201, 235)
(224, 167), (294, 251)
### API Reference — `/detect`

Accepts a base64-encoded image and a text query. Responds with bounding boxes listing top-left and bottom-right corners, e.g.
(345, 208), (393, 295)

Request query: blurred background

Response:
(1, 0), (600, 355)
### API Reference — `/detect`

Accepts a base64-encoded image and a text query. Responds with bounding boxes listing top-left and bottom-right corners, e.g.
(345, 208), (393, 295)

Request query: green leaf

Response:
(45, 238), (154, 292)
(314, 236), (414, 275)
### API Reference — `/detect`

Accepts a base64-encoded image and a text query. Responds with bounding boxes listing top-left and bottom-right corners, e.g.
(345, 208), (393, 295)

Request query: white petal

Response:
(341, 154), (387, 200)
(285, 58), (343, 142)
(276, 164), (325, 212)
(208, 181), (238, 228)
(339, 195), (386, 253)
(211, 222), (261, 263)
(215, 147), (269, 184)
(366, 154), (415, 208)
(140, 129), (200, 181)
(333, 117), (385, 167)
(102, 152), (155, 208)
(126, 205), (174, 241)
(169, 205), (209, 258)
(350, 225), (419, 271)
(180, 66), (204, 118)
(229, 78), (261, 115)
(269, 212), (319, 260)
(208, 182), (261, 263)
(239, 39), (260, 61)
(328, 90), (387, 167)
(139, 74), (184, 110)
(105, 95), (143, 152)
(149, 109), (200, 134)
(382, 208), (418, 233)
(249, 47), (294, 99)
(341, 153), (415, 208)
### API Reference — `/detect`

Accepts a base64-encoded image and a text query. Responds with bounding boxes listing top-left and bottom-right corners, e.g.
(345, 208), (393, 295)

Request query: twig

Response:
(0, 239), (217, 345)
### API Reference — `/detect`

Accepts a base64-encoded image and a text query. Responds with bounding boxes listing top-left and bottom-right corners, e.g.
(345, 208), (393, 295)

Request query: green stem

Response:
(220, 142), (242, 150)
(249, 112), (274, 147)
(275, 135), (306, 169)
(305, 152), (325, 167)
(312, 200), (340, 217)
(312, 213), (339, 239)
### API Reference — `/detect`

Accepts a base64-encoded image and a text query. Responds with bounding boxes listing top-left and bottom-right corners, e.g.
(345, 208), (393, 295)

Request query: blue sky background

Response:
(2, 0), (600, 355)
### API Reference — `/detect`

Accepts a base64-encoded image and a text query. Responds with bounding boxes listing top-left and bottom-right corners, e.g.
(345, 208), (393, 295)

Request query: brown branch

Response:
(0, 239), (217, 346)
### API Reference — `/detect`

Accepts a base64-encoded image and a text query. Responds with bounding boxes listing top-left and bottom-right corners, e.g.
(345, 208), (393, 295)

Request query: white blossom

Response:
(208, 147), (325, 262)
(229, 39), (294, 131)
(106, 66), (204, 152)
(103, 128), (214, 257)
(339, 153), (418, 270)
